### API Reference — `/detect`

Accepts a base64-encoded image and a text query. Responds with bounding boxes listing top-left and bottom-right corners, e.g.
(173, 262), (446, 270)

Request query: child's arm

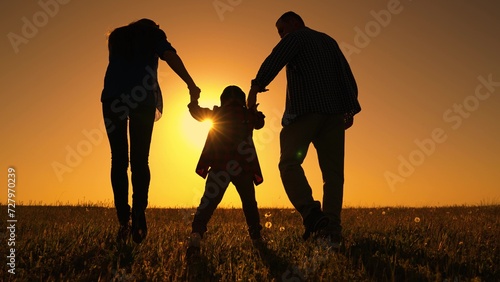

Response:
(187, 101), (213, 122)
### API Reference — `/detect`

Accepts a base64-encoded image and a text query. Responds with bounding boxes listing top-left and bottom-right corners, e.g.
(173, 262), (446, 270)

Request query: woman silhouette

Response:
(101, 18), (200, 243)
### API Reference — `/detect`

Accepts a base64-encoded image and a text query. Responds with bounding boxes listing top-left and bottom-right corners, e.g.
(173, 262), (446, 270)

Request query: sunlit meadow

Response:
(1, 205), (498, 281)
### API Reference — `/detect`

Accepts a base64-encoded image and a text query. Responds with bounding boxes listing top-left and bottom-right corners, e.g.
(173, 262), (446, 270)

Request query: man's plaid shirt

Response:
(188, 102), (265, 185)
(252, 27), (361, 127)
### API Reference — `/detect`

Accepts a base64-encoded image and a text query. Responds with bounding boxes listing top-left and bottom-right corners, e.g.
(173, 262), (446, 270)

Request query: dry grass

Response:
(1, 205), (498, 281)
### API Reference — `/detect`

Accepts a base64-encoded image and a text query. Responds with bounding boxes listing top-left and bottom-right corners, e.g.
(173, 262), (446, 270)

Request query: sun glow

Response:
(181, 110), (212, 148)
(203, 118), (213, 129)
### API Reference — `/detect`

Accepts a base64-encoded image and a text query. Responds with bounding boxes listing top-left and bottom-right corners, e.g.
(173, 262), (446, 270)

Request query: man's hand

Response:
(344, 116), (354, 130)
(247, 85), (261, 109)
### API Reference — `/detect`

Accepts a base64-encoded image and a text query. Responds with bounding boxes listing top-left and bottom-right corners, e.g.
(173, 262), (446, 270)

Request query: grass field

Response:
(1, 205), (498, 281)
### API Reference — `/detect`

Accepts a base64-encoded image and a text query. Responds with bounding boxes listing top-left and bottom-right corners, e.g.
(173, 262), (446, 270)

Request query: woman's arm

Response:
(161, 50), (201, 100)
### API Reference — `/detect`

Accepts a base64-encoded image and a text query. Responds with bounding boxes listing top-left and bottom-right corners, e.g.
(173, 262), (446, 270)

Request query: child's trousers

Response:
(192, 170), (262, 239)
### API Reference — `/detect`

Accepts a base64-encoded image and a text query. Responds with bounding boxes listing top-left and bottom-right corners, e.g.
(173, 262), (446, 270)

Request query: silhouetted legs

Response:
(103, 104), (131, 226)
(279, 113), (344, 237)
(191, 170), (262, 239)
(313, 115), (344, 235)
(103, 94), (155, 242)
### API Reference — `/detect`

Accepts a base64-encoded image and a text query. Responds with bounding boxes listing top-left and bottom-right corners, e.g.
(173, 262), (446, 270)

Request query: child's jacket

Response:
(188, 101), (265, 185)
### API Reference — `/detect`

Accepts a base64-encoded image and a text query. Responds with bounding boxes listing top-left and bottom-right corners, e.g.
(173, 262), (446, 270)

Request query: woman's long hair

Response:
(107, 18), (160, 60)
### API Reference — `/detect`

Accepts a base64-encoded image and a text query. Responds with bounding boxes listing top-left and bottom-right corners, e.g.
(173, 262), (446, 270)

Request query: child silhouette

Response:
(187, 85), (265, 250)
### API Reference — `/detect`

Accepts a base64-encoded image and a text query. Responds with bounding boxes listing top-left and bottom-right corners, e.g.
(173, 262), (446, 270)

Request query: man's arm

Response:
(247, 32), (299, 107)
(246, 85), (261, 109)
(161, 50), (200, 100)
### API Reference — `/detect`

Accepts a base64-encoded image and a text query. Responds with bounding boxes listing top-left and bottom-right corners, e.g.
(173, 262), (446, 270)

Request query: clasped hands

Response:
(189, 85), (201, 104)
(246, 84), (268, 110)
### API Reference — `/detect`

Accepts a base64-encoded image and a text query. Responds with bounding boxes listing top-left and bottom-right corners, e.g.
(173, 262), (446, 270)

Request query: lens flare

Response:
(203, 118), (213, 129)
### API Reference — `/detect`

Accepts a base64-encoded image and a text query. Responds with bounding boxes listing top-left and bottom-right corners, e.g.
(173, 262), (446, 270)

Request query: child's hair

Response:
(220, 85), (246, 107)
(130, 18), (160, 28)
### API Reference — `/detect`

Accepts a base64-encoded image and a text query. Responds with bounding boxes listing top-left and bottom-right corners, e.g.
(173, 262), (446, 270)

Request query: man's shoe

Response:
(302, 210), (329, 240)
(249, 225), (263, 241)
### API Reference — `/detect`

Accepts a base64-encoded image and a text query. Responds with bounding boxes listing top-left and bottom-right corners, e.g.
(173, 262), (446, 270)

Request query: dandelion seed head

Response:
(265, 212), (272, 218)
(414, 217), (421, 223)
(382, 211), (386, 215)
(279, 226), (285, 231)
(369, 211), (373, 215)
(265, 222), (272, 228)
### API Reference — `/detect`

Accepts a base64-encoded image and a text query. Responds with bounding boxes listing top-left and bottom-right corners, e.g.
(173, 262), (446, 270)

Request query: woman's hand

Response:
(189, 85), (201, 101)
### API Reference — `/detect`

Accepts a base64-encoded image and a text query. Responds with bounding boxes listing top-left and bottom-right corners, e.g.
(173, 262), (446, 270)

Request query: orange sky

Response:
(1, 1), (499, 208)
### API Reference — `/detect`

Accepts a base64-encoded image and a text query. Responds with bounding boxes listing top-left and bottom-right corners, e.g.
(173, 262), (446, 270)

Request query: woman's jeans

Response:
(102, 94), (155, 226)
